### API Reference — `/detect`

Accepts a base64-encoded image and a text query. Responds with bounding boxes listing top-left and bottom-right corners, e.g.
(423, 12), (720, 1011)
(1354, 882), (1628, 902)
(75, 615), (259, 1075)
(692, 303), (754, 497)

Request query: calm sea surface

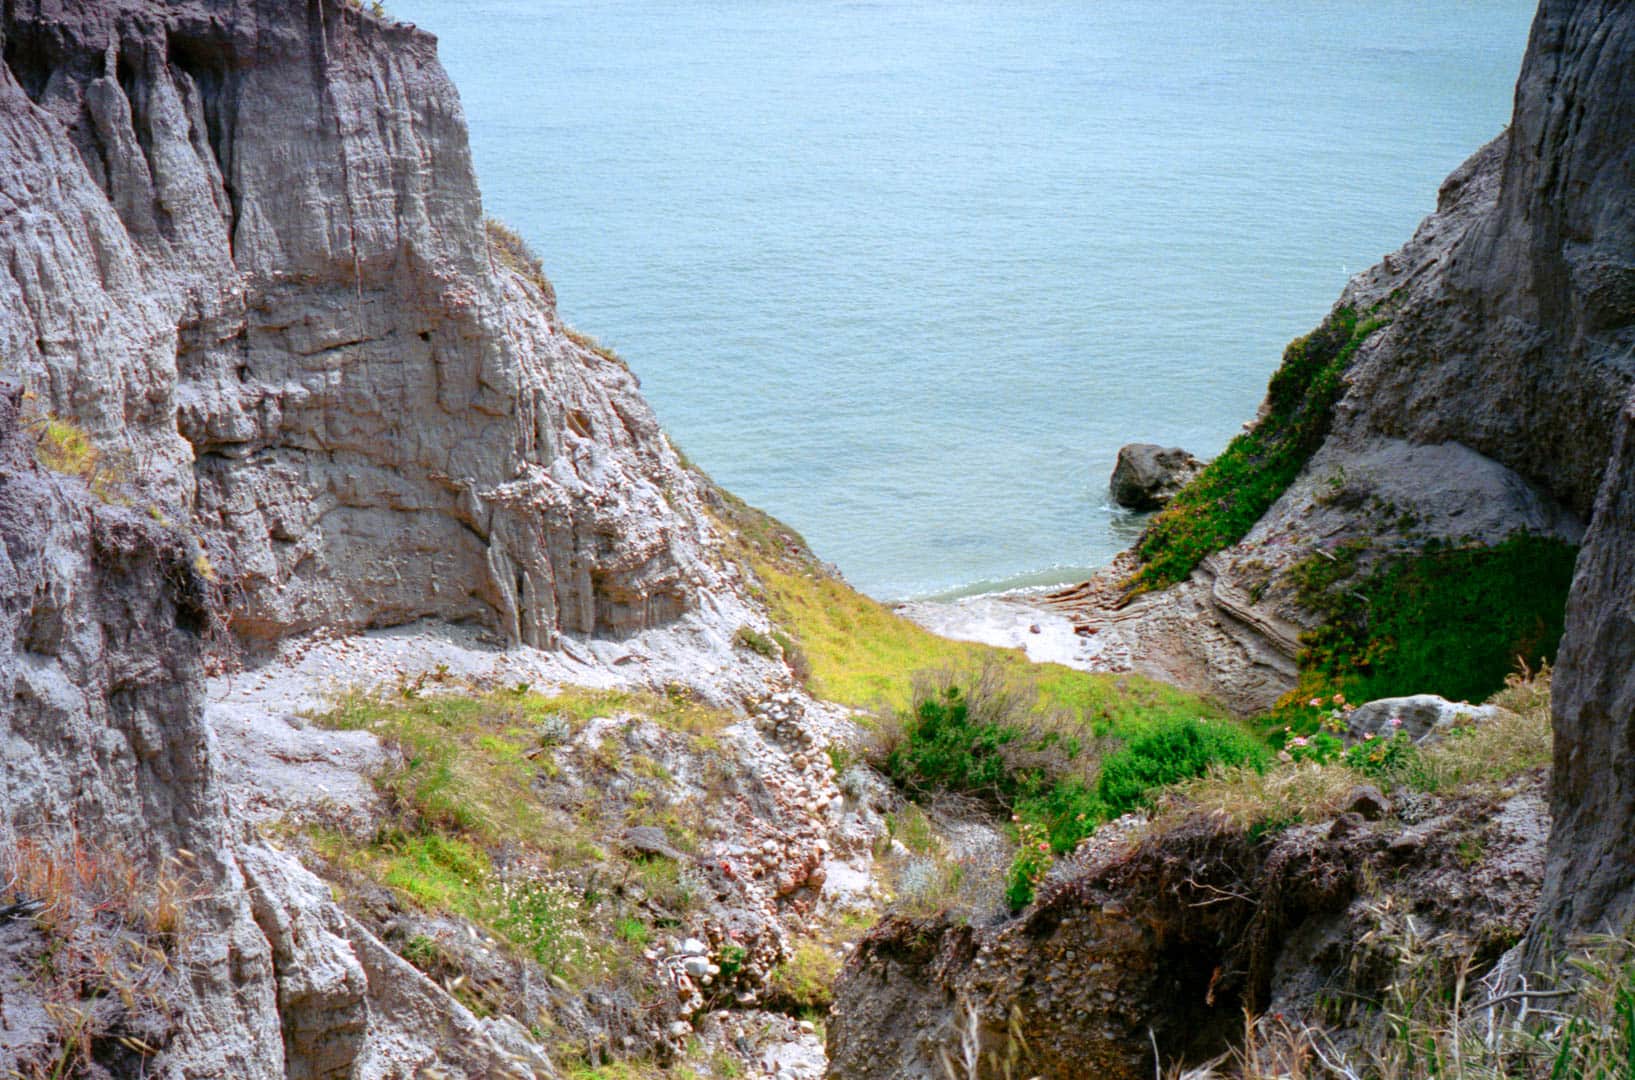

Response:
(389, 1), (1535, 600)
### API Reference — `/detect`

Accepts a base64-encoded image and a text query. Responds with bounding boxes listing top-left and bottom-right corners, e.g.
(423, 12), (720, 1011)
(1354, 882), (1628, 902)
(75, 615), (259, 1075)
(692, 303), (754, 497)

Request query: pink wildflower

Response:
(1364, 732), (1376, 741)
(1388, 716), (1403, 729)
(1309, 698), (1323, 708)
(1332, 693), (1346, 705)
(1037, 842), (1049, 852)
(1290, 736), (1309, 748)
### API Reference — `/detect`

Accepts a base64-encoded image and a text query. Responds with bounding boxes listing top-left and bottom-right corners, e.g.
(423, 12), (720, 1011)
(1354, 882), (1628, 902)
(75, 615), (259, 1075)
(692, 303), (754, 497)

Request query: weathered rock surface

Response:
(829, 776), (1548, 1079)
(0, 0), (731, 651)
(1, 369), (554, 1078)
(1534, 395), (1635, 954)
(1108, 443), (1202, 511)
(0, 0), (770, 1074)
(1345, 694), (1506, 745)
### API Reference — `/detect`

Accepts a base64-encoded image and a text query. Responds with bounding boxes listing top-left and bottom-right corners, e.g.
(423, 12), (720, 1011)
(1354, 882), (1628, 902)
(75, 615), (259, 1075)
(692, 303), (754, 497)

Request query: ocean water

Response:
(389, 0), (1536, 600)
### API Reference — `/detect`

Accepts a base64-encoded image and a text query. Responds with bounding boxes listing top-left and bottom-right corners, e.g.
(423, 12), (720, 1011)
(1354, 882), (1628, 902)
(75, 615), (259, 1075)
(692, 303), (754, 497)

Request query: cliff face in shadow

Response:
(0, 0), (729, 650)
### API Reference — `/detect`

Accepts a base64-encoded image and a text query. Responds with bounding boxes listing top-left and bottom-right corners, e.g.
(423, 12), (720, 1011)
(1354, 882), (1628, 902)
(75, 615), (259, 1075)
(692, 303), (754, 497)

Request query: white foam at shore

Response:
(895, 593), (1094, 668)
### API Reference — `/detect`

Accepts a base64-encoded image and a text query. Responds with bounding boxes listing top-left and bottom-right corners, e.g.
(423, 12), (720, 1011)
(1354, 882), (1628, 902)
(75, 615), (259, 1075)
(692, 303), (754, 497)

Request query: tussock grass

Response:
(1218, 933), (1635, 1080)
(1155, 761), (1365, 835)
(1150, 666), (1553, 845)
(0, 833), (198, 1078)
(485, 218), (557, 306)
(27, 412), (129, 502)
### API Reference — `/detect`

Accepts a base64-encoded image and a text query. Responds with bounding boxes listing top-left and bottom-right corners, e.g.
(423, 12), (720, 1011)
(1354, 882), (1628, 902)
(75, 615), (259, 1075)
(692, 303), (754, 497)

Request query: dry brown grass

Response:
(1152, 760), (1365, 837)
(485, 218), (557, 307)
(1, 833), (199, 1078)
(1403, 664), (1553, 794)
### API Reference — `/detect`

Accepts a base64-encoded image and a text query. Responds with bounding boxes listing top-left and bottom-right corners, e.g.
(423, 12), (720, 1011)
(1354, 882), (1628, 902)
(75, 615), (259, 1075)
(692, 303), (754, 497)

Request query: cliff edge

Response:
(0, 0), (730, 650)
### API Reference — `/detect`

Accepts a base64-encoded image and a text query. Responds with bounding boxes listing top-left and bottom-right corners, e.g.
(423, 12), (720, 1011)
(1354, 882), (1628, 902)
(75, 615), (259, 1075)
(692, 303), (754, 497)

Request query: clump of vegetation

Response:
(1132, 306), (1387, 592)
(0, 833), (197, 1078)
(1277, 533), (1576, 731)
(1153, 665), (1553, 843)
(732, 625), (780, 659)
(875, 662), (1259, 908)
(1228, 929), (1635, 1080)
(1094, 715), (1268, 819)
(563, 325), (628, 368)
(485, 218), (557, 306)
(309, 682), (734, 1051)
(29, 413), (129, 502)
(767, 940), (843, 1015)
(1005, 820), (1055, 911)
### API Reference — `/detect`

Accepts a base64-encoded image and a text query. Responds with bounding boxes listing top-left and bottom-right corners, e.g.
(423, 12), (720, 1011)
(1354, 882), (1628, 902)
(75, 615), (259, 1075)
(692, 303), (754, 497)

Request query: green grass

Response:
(876, 666), (1261, 908)
(1132, 306), (1387, 592)
(307, 682), (733, 1008)
(1276, 533), (1577, 731)
(755, 560), (1218, 720)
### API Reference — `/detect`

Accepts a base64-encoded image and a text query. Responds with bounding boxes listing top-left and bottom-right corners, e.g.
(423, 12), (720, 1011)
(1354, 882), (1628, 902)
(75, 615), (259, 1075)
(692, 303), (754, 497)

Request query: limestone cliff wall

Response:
(0, 0), (724, 650)
(0, 1), (752, 1074)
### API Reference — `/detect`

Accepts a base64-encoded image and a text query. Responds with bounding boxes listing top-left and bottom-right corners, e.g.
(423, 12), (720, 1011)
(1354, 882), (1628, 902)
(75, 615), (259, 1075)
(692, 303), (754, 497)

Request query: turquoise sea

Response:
(389, 1), (1536, 600)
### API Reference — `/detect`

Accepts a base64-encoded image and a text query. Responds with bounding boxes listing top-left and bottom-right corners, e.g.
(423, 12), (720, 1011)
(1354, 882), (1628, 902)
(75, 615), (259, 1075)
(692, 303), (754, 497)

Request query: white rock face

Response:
(0, 2), (764, 1077)
(0, 0), (728, 650)
(1345, 694), (1506, 745)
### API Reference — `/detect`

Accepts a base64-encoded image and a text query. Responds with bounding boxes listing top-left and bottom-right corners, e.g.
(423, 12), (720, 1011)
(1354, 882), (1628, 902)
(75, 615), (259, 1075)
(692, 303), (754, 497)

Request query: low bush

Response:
(768, 940), (842, 1014)
(1132, 306), (1386, 592)
(878, 663), (1262, 909)
(1095, 715), (1269, 817)
(732, 625), (780, 659)
(1278, 533), (1577, 730)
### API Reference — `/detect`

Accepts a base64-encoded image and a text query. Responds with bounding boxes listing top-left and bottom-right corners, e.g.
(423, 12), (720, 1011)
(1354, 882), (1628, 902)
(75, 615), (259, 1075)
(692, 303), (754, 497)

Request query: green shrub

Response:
(1284, 533), (1577, 721)
(1005, 821), (1054, 911)
(1097, 716), (1269, 817)
(1012, 780), (1105, 855)
(1132, 307), (1385, 592)
(883, 684), (1025, 802)
(732, 625), (780, 659)
(768, 940), (841, 1013)
(882, 665), (1265, 911)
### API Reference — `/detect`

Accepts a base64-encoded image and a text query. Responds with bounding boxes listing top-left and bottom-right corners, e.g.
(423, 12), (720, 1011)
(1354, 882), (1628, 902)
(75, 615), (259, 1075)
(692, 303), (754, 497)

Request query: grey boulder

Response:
(1345, 694), (1504, 745)
(1109, 444), (1203, 511)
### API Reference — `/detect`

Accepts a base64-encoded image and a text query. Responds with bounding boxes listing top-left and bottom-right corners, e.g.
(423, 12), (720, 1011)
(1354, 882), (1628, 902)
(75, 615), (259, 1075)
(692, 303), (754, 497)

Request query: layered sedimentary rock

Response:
(0, 0), (723, 650)
(0, 0), (748, 1074)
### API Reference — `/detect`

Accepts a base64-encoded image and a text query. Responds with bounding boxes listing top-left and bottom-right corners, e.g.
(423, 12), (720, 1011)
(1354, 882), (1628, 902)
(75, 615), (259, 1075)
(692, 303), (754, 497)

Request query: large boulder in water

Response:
(1109, 444), (1203, 510)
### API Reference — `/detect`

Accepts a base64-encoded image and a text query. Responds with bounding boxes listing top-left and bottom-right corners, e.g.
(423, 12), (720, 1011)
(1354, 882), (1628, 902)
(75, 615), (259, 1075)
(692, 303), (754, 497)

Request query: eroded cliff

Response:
(0, 0), (758, 1075)
(0, 0), (729, 650)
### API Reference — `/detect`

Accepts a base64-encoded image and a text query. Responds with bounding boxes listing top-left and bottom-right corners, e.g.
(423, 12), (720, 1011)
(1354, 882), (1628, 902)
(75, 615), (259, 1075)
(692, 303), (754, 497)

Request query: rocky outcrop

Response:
(0, 384), (285, 1077)
(1108, 443), (1202, 511)
(0, 375), (559, 1077)
(0, 0), (728, 651)
(1533, 396), (1635, 953)
(1045, 0), (1635, 717)
(1344, 693), (1505, 744)
(829, 778), (1548, 1079)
